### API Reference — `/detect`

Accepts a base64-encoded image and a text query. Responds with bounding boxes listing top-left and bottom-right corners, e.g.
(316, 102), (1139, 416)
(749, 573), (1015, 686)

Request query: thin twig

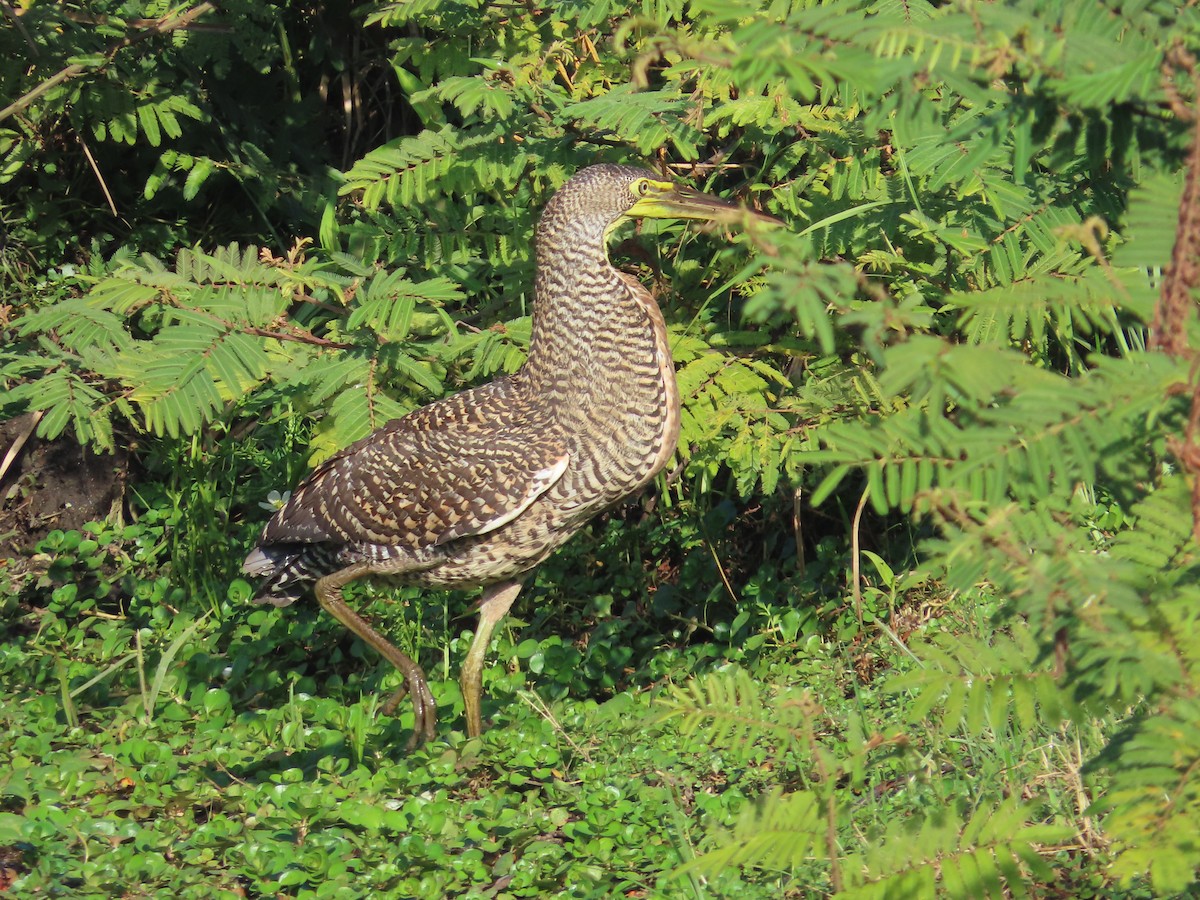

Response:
(792, 484), (805, 576)
(516, 690), (592, 763)
(0, 410), (43, 484)
(78, 133), (118, 216)
(242, 326), (355, 350)
(705, 536), (739, 604)
(873, 618), (921, 665)
(1, 0), (40, 57)
(850, 485), (869, 629)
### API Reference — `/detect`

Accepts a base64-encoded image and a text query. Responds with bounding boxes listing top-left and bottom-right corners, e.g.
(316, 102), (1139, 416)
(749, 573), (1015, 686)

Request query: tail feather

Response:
(242, 547), (280, 577)
(242, 543), (336, 607)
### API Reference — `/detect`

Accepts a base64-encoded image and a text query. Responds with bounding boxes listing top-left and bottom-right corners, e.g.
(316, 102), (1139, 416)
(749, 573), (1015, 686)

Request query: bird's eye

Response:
(634, 179), (650, 196)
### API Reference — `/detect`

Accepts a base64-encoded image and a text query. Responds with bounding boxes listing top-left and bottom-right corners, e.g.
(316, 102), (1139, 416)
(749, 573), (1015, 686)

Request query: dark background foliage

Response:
(1, 0), (1197, 896)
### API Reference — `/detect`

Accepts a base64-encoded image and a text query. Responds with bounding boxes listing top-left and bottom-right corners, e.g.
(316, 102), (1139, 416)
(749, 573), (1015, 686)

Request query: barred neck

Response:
(522, 216), (643, 391)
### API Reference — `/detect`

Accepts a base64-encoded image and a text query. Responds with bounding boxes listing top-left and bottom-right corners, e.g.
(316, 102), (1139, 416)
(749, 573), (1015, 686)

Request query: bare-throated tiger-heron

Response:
(243, 164), (779, 746)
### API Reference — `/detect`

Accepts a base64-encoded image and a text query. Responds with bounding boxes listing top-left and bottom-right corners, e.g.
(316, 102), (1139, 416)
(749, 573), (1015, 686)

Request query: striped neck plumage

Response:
(523, 211), (629, 389)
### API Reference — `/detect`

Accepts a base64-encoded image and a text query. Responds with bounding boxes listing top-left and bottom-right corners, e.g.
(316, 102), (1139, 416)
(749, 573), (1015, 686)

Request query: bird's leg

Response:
(315, 564), (437, 748)
(461, 580), (523, 738)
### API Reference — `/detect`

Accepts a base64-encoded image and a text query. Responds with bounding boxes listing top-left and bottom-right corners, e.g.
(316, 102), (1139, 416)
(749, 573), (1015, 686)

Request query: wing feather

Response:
(256, 379), (568, 553)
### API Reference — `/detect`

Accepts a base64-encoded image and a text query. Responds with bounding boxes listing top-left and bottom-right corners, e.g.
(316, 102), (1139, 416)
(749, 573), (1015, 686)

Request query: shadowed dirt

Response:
(0, 414), (128, 559)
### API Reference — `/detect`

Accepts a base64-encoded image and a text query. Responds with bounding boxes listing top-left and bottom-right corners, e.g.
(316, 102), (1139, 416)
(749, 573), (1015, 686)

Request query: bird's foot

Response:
(380, 666), (437, 750)
(381, 683), (408, 717)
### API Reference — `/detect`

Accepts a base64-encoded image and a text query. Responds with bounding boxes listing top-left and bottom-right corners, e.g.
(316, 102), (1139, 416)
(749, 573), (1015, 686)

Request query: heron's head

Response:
(538, 163), (781, 251)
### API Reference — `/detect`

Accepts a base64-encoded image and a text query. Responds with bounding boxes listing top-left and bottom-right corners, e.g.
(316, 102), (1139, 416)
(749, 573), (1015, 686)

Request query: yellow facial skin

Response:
(625, 176), (782, 226)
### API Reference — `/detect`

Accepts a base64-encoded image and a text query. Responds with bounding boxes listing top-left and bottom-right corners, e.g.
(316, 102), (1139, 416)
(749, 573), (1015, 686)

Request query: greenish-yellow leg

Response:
(315, 564), (437, 749)
(461, 581), (523, 738)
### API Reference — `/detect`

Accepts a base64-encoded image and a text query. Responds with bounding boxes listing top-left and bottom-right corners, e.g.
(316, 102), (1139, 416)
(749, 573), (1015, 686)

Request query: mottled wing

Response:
(258, 384), (568, 553)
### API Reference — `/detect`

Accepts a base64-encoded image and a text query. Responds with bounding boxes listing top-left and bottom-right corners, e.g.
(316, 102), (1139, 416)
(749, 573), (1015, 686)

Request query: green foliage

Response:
(3, 0), (1200, 895)
(1, 524), (786, 897)
(0, 1), (364, 268)
(1, 244), (460, 458)
(660, 664), (1080, 896)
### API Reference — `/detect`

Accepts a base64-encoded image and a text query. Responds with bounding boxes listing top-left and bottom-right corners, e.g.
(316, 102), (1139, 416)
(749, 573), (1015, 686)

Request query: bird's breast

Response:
(547, 275), (680, 511)
(409, 273), (682, 589)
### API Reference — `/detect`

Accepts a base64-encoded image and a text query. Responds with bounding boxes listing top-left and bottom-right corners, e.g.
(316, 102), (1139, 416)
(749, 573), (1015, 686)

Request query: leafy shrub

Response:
(2, 0), (1200, 895)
